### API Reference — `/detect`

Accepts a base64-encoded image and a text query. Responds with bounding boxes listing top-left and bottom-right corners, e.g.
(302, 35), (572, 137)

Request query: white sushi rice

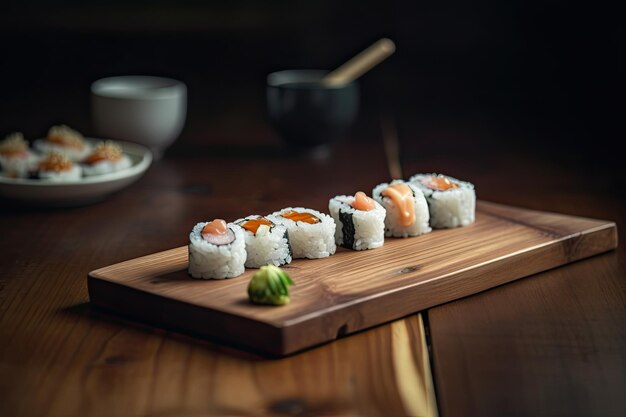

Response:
(37, 165), (82, 182)
(0, 132), (38, 178)
(269, 207), (336, 259)
(328, 195), (386, 250)
(0, 153), (38, 178)
(409, 173), (476, 228)
(188, 222), (246, 279)
(234, 215), (292, 268)
(372, 180), (431, 238)
(33, 139), (92, 162)
(81, 155), (132, 176)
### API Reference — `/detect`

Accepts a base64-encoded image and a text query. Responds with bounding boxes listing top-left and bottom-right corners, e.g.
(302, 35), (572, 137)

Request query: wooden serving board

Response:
(88, 201), (617, 356)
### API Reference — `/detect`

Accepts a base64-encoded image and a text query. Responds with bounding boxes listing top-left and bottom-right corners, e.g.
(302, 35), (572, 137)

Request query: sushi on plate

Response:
(34, 125), (91, 162)
(269, 207), (336, 259)
(372, 180), (431, 238)
(81, 141), (131, 176)
(0, 132), (37, 178)
(30, 152), (81, 181)
(234, 215), (292, 268)
(188, 219), (247, 279)
(409, 173), (475, 228)
(328, 191), (386, 250)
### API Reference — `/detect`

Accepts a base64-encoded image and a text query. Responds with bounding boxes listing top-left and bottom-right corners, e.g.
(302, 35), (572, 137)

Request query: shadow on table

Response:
(61, 302), (268, 362)
(61, 299), (405, 362)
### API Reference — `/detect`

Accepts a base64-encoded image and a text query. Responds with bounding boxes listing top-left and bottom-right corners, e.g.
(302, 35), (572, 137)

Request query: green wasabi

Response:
(247, 265), (294, 305)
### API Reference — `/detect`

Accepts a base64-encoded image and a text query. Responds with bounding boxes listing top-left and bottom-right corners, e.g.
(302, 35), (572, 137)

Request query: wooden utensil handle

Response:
(323, 38), (396, 86)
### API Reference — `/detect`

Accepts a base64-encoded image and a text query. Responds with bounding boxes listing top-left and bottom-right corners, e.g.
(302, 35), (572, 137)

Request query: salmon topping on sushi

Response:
(381, 183), (415, 227)
(83, 141), (123, 164)
(37, 152), (73, 172)
(0, 133), (29, 157)
(420, 175), (460, 191)
(241, 217), (274, 234)
(280, 210), (321, 224)
(201, 219), (235, 245)
(351, 191), (376, 211)
(46, 125), (86, 150)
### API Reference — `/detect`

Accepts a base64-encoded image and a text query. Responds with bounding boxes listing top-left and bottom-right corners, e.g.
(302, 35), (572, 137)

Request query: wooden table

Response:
(1, 133), (624, 417)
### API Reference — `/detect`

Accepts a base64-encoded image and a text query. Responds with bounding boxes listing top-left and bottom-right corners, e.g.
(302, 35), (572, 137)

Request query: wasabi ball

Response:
(247, 265), (294, 305)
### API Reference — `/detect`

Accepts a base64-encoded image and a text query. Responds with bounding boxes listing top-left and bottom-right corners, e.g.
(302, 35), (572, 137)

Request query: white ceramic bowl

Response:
(91, 76), (186, 159)
(0, 139), (152, 207)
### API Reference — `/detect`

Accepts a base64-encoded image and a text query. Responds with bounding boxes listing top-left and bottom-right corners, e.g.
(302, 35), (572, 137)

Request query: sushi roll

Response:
(188, 219), (246, 279)
(328, 191), (386, 250)
(34, 125), (91, 161)
(269, 207), (336, 259)
(372, 180), (431, 238)
(234, 215), (292, 268)
(0, 132), (37, 178)
(81, 141), (131, 176)
(30, 152), (81, 181)
(409, 173), (476, 228)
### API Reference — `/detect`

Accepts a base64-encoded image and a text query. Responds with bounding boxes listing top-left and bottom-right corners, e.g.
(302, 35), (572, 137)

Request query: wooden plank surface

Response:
(428, 247), (626, 417)
(424, 189), (626, 417)
(88, 201), (617, 355)
(1, 134), (624, 417)
(0, 142), (442, 417)
(0, 307), (437, 417)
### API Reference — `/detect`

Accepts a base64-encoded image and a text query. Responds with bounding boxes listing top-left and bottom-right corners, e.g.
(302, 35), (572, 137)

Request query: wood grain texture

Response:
(422, 188), (626, 417)
(88, 201), (617, 355)
(428, 247), (626, 417)
(1, 141), (440, 417)
(1, 130), (624, 417)
(0, 304), (437, 417)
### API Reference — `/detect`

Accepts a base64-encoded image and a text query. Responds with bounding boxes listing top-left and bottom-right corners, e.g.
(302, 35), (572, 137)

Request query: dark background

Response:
(0, 1), (623, 176)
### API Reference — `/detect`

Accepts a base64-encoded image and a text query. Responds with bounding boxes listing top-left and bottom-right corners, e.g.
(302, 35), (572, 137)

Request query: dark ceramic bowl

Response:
(266, 70), (359, 151)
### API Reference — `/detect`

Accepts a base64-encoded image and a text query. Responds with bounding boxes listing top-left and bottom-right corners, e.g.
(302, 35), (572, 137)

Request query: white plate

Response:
(0, 139), (152, 206)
